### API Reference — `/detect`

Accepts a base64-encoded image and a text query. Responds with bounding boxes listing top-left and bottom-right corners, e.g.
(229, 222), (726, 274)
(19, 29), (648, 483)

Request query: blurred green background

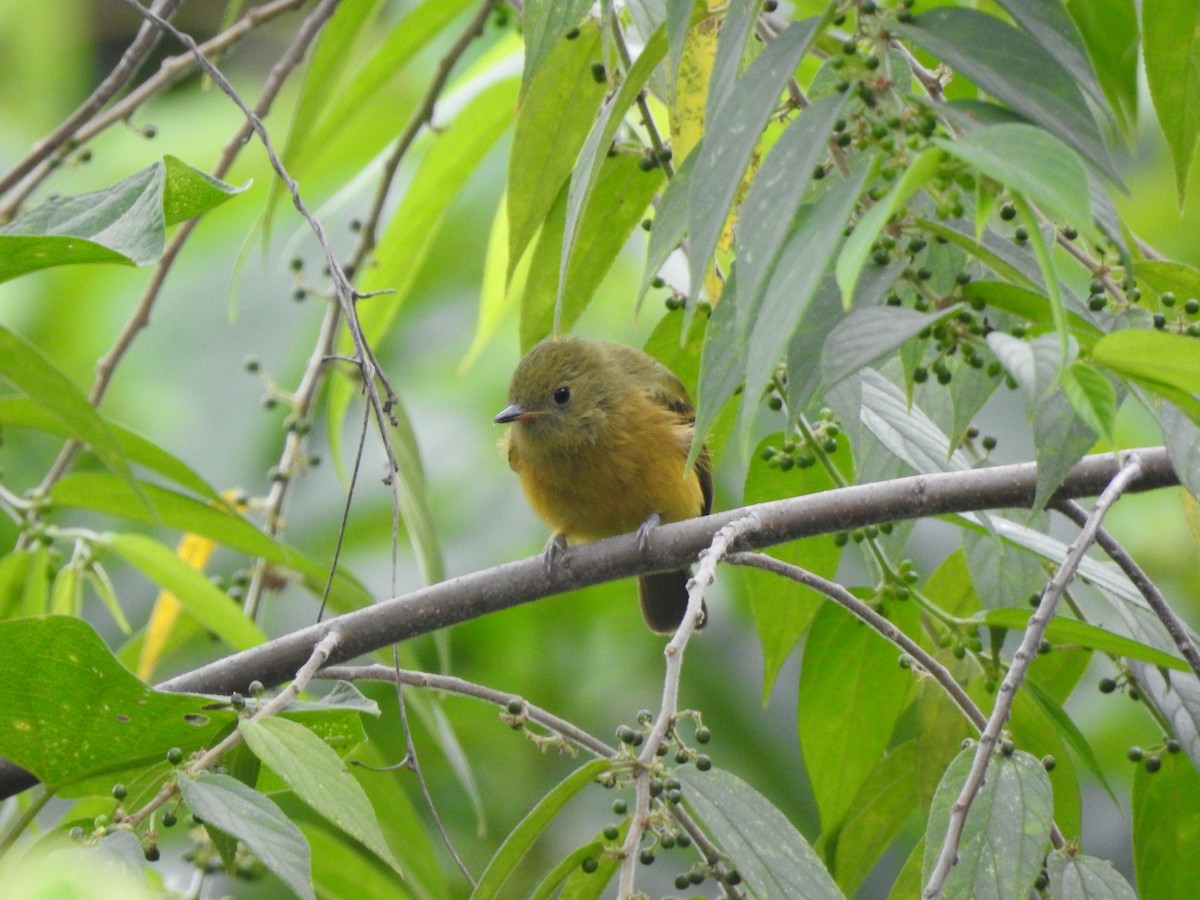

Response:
(2, 2), (1199, 896)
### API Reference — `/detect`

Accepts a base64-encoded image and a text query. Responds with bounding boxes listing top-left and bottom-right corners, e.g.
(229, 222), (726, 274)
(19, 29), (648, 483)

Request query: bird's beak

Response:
(494, 403), (542, 424)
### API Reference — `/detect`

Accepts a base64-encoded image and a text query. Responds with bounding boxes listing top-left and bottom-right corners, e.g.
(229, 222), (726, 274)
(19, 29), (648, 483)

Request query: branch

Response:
(0, 0), (184, 197)
(1055, 499), (1200, 681)
(922, 453), (1145, 900)
(0, 446), (1180, 799)
(620, 516), (759, 897)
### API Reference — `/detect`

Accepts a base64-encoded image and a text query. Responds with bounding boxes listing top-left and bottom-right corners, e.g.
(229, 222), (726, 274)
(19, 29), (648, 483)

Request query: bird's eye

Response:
(553, 386), (571, 406)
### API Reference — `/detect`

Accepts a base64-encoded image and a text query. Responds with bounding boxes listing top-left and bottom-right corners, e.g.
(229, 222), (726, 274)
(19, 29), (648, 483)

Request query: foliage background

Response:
(1, 1), (1199, 898)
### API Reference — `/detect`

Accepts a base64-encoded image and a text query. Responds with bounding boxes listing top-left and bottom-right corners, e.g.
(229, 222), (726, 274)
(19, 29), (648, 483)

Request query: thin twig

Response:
(618, 515), (759, 898)
(727, 553), (987, 731)
(922, 453), (1144, 900)
(126, 631), (341, 829)
(1055, 499), (1200, 681)
(610, 15), (674, 178)
(0, 0), (183, 198)
(348, 0), (500, 265)
(0, 0), (307, 220)
(29, 0), (339, 507)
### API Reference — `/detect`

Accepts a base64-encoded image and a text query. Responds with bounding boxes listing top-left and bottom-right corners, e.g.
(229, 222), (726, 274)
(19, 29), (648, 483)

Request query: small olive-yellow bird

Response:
(495, 336), (712, 632)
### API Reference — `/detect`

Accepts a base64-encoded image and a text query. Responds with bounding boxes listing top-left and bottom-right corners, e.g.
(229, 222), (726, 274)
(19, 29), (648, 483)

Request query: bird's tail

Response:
(637, 570), (707, 633)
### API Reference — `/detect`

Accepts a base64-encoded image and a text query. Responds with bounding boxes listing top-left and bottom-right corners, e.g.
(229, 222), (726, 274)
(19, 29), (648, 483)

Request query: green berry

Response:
(1042, 755), (1056, 771)
(1186, 298), (1200, 315)
(696, 754), (712, 771)
(112, 783), (127, 800)
(639, 849), (655, 865)
(999, 203), (1016, 221)
(1167, 738), (1182, 754)
(1099, 677), (1117, 693)
(167, 747), (183, 765)
(1127, 746), (1143, 762)
(581, 856), (599, 873)
(162, 811), (178, 828)
(612, 799), (628, 815)
(590, 62), (606, 83)
(1145, 754), (1162, 773)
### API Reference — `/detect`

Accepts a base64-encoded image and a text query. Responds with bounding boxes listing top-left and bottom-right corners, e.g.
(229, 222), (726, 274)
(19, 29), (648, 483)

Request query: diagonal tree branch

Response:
(922, 453), (1145, 900)
(0, 446), (1181, 800)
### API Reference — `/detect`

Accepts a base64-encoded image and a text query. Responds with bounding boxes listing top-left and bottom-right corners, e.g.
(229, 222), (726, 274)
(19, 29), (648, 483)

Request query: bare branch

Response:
(922, 453), (1145, 900)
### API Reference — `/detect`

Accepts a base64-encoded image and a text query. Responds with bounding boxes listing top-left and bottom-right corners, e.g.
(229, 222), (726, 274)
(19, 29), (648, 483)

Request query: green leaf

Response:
(1143, 0), (1200, 201)
(0, 548), (50, 619)
(915, 218), (1041, 292)
(1067, 0), (1139, 136)
(820, 305), (962, 391)
(1047, 849), (1137, 900)
(86, 563), (132, 635)
(933, 126), (1095, 240)
(744, 158), (878, 439)
(705, 0), (758, 122)
(828, 741), (919, 895)
(240, 717), (399, 872)
(530, 832), (618, 900)
(638, 149), (694, 308)
(178, 772), (315, 900)
(692, 266), (742, 461)
(836, 148), (941, 306)
(975, 608), (1191, 673)
(915, 675), (976, 811)
(0, 616), (235, 791)
(100, 533), (266, 652)
(735, 94), (848, 330)
(0, 325), (142, 503)
(961, 281), (1103, 348)
(507, 19), (606, 282)
(471, 757), (613, 898)
(858, 369), (972, 473)
(1091, 329), (1200, 423)
(522, 152), (664, 348)
(560, 25), (668, 315)
(666, 0), (704, 105)
(799, 601), (914, 832)
(1136, 259), (1200, 301)
(988, 333), (1097, 509)
(993, 0), (1109, 117)
(388, 396), (443, 585)
(461, 195), (519, 372)
(1133, 752), (1200, 899)
(1008, 691), (1082, 839)
(679, 767), (843, 899)
(1022, 679), (1118, 810)
(687, 18), (823, 301)
(520, 0), (594, 95)
(923, 550), (982, 618)
(743, 436), (842, 699)
(356, 76), (519, 345)
(0, 157), (246, 282)
(0, 395), (218, 499)
(1062, 362), (1117, 444)
(922, 748), (1053, 899)
(50, 473), (374, 613)
(892, 8), (1120, 183)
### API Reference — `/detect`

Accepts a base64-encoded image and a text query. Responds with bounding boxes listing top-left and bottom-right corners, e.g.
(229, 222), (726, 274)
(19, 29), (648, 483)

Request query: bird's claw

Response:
(542, 533), (570, 576)
(635, 513), (662, 553)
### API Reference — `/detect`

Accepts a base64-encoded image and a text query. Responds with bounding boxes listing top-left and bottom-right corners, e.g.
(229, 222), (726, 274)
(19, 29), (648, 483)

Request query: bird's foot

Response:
(542, 533), (570, 576)
(635, 513), (662, 553)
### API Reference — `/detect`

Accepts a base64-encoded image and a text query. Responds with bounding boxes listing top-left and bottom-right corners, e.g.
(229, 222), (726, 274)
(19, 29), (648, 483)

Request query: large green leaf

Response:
(892, 8), (1119, 184)
(1133, 753), (1200, 899)
(1090, 329), (1200, 423)
(0, 156), (246, 282)
(1143, 0), (1200, 200)
(1067, 0), (1139, 136)
(520, 151), (664, 348)
(0, 325), (141, 502)
(922, 748), (1053, 899)
(520, 0), (594, 95)
(0, 616), (235, 792)
(240, 717), (399, 872)
(687, 17), (823, 302)
(178, 772), (315, 900)
(506, 19), (606, 282)
(101, 533), (267, 652)
(49, 474), (374, 613)
(471, 757), (613, 898)
(0, 395), (217, 499)
(799, 601), (914, 833)
(679, 767), (843, 899)
(933, 125), (1095, 239)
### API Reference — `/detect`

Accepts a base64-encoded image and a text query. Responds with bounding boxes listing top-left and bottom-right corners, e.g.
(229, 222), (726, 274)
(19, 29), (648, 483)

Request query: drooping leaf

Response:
(799, 601), (915, 833)
(0, 616), (235, 792)
(520, 0), (595, 95)
(1142, 0), (1200, 201)
(240, 717), (399, 872)
(687, 17), (824, 302)
(471, 758), (613, 898)
(892, 8), (1120, 184)
(506, 19), (606, 282)
(1090, 330), (1200, 423)
(0, 157), (246, 282)
(679, 767), (843, 900)
(922, 748), (1053, 899)
(178, 772), (315, 900)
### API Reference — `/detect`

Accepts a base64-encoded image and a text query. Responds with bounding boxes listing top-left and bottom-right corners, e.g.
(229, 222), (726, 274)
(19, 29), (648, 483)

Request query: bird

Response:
(494, 335), (712, 632)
